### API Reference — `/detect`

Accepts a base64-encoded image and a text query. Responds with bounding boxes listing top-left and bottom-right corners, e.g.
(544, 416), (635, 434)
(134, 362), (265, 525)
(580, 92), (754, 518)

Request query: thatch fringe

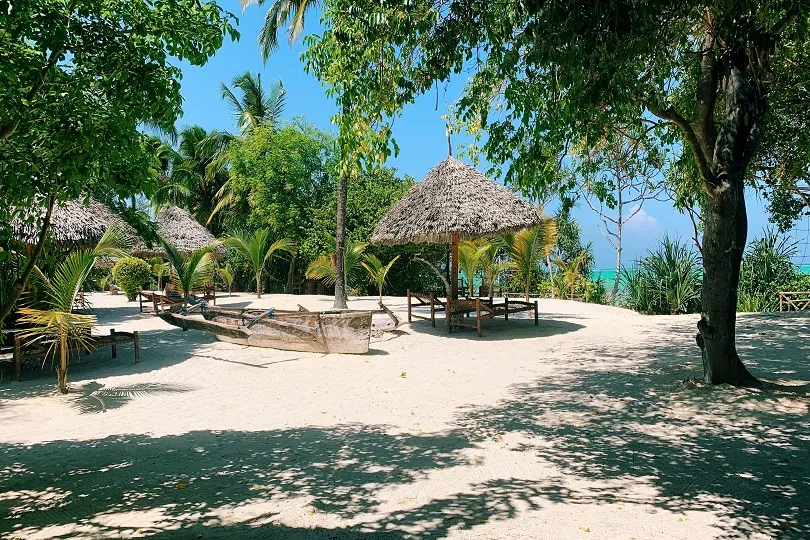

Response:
(134, 206), (227, 260)
(371, 156), (543, 246)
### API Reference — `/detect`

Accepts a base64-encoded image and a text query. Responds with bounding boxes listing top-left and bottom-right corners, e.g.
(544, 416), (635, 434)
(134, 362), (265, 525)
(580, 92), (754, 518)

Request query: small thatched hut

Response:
(12, 198), (140, 247)
(371, 156), (544, 298)
(134, 206), (226, 260)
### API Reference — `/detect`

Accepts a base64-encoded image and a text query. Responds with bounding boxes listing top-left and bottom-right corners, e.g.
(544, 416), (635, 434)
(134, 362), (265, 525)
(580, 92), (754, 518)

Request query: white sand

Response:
(1, 292), (808, 539)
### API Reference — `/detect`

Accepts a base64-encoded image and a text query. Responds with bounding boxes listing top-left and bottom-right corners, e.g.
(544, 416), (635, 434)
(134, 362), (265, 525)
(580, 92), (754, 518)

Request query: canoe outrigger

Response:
(160, 306), (373, 354)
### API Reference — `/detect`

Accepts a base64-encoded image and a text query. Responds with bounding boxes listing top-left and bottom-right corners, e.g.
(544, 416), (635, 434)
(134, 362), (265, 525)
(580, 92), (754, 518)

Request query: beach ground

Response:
(1, 292), (808, 539)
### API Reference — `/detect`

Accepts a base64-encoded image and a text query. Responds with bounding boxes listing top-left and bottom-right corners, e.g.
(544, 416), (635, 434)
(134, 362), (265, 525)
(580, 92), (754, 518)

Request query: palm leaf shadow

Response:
(70, 382), (194, 414)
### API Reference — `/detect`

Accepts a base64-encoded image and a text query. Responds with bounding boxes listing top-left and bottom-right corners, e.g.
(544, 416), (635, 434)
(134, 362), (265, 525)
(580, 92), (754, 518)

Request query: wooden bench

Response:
(140, 287), (216, 314)
(779, 291), (810, 311)
(0, 328), (140, 382)
(406, 290), (538, 337)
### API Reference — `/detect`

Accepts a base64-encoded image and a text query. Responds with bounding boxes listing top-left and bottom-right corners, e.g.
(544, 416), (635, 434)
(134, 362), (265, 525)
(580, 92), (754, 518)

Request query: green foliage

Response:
(305, 239), (368, 292)
(223, 229), (296, 299)
(621, 237), (702, 315)
(162, 242), (217, 307)
(738, 230), (808, 312)
(244, 0), (318, 61)
(360, 254), (400, 300)
(1, 0), (238, 219)
(220, 71), (285, 132)
(112, 258), (152, 301)
(457, 240), (489, 297)
(501, 219), (558, 300)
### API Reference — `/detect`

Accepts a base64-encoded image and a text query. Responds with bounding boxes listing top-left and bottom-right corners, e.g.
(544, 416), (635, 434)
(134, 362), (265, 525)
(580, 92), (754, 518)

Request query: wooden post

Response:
(110, 329), (117, 359)
(212, 287), (216, 306)
(430, 295), (436, 328)
(476, 298), (482, 337)
(133, 331), (140, 364)
(447, 299), (452, 333)
(139, 293), (144, 313)
(534, 301), (539, 325)
(504, 297), (509, 321)
(14, 336), (21, 382)
(450, 234), (459, 300)
(407, 289), (412, 323)
(779, 293), (783, 312)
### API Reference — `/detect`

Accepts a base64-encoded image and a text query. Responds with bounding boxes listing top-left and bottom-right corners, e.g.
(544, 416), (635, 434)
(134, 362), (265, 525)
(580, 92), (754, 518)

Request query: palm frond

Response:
(306, 255), (337, 285)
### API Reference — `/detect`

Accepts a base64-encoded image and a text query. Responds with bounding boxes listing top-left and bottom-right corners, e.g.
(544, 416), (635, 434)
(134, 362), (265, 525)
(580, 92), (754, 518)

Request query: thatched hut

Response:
(371, 156), (543, 299)
(12, 198), (140, 247)
(134, 206), (226, 260)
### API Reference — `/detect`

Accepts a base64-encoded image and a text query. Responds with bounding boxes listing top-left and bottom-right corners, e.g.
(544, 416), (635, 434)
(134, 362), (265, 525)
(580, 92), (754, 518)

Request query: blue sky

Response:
(176, 0), (776, 269)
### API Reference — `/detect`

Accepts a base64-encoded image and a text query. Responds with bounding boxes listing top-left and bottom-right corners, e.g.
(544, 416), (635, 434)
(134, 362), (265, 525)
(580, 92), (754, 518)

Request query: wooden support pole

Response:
(14, 336), (21, 382)
(430, 295), (436, 328)
(133, 331), (140, 364)
(110, 329), (117, 359)
(504, 297), (509, 321)
(407, 289), (412, 323)
(450, 234), (459, 300)
(534, 301), (539, 325)
(476, 298), (482, 337)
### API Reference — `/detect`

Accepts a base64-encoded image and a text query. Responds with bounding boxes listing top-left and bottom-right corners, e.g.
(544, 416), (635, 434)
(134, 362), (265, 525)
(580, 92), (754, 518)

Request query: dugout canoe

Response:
(160, 307), (373, 354)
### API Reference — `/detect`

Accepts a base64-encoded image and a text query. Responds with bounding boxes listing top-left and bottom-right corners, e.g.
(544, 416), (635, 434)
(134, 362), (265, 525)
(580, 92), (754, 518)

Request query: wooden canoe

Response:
(159, 307), (373, 354)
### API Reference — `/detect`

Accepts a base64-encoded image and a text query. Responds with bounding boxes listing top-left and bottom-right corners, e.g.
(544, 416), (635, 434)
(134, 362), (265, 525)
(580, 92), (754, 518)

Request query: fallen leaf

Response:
(176, 482), (187, 490)
(578, 525), (590, 532)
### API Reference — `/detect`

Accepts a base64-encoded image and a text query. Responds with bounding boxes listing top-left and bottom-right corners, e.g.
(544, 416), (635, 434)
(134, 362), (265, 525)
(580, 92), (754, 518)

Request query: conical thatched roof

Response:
(134, 206), (226, 260)
(371, 156), (544, 246)
(12, 198), (140, 247)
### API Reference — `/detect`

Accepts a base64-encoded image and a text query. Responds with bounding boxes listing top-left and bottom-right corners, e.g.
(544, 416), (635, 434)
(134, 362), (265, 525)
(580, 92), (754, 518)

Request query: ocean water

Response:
(591, 269), (620, 295)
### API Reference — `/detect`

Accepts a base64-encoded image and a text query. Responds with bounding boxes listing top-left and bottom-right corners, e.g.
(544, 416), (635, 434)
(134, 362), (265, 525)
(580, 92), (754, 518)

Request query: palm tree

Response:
(18, 224), (130, 394)
(479, 240), (510, 297)
(242, 0), (319, 61)
(305, 239), (367, 293)
(458, 240), (489, 297)
(223, 229), (296, 299)
(554, 250), (589, 301)
(502, 217), (558, 301)
(220, 71), (285, 132)
(150, 126), (232, 230)
(360, 254), (400, 303)
(242, 0), (348, 311)
(217, 264), (235, 296)
(162, 241), (218, 308)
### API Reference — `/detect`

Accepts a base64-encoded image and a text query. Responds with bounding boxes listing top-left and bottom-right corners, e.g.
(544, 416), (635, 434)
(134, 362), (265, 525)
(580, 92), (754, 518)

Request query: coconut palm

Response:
(479, 240), (510, 297)
(223, 229), (296, 299)
(502, 217), (558, 301)
(458, 240), (489, 297)
(305, 239), (368, 292)
(242, 0), (319, 61)
(217, 264), (235, 296)
(18, 224), (130, 394)
(220, 71), (285, 133)
(151, 258), (170, 292)
(554, 250), (589, 301)
(162, 241), (218, 308)
(360, 254), (400, 303)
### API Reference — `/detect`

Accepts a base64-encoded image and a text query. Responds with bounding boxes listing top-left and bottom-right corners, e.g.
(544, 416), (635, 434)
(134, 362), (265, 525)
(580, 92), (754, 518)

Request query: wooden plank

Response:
(14, 337), (21, 382)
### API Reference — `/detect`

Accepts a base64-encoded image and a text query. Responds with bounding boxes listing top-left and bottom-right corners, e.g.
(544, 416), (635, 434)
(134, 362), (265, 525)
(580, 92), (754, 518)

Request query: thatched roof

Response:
(371, 156), (544, 246)
(12, 198), (140, 247)
(134, 206), (226, 259)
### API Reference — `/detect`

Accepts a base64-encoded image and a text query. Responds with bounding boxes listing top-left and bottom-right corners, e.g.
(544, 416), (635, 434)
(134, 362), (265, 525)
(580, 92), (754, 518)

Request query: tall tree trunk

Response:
(286, 252), (297, 294)
(333, 172), (349, 309)
(695, 43), (763, 387)
(57, 334), (68, 394)
(0, 196), (56, 326)
(612, 231), (622, 301)
(698, 179), (757, 386)
(256, 274), (262, 299)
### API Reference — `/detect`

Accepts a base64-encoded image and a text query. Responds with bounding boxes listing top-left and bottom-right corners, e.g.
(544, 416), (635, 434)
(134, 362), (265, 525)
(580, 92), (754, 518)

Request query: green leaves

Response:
(223, 229), (295, 298)
(360, 253), (400, 299)
(162, 241), (218, 306)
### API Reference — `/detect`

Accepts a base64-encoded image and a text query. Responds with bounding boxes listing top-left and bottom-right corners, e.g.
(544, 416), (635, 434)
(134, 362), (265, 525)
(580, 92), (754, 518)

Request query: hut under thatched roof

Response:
(134, 206), (226, 260)
(371, 156), (544, 299)
(371, 156), (544, 246)
(12, 198), (140, 247)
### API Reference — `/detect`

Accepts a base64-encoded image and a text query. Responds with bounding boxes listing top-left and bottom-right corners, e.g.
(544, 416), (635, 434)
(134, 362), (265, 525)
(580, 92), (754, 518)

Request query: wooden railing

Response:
(778, 291), (810, 311)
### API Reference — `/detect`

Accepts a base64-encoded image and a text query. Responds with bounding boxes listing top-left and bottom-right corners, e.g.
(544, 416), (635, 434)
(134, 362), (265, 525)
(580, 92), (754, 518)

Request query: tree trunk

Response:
(286, 252), (297, 294)
(256, 274), (262, 299)
(333, 172), (349, 309)
(698, 175), (758, 386)
(57, 334), (68, 394)
(612, 232), (622, 301)
(0, 196), (56, 326)
(695, 43), (763, 387)
(546, 256), (555, 299)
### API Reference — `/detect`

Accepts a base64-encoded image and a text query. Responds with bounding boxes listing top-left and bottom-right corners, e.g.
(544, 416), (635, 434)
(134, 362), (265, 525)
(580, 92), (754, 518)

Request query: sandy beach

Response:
(1, 292), (808, 539)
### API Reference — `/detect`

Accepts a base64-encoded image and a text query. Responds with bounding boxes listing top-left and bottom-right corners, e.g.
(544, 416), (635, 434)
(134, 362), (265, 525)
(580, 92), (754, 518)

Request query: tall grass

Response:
(621, 236), (701, 315)
(738, 229), (810, 311)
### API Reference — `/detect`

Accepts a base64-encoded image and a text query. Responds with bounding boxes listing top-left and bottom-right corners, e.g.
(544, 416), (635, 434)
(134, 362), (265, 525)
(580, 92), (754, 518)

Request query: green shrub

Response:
(738, 230), (802, 311)
(112, 257), (152, 301)
(621, 236), (702, 315)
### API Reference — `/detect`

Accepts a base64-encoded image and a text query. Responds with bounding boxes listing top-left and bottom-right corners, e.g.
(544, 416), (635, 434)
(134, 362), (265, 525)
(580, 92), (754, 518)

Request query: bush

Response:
(112, 257), (152, 301)
(738, 230), (802, 312)
(621, 236), (702, 315)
